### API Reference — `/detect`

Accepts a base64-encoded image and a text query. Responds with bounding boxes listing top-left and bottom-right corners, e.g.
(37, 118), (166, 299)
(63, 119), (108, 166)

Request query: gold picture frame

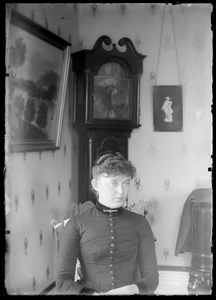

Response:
(5, 8), (71, 152)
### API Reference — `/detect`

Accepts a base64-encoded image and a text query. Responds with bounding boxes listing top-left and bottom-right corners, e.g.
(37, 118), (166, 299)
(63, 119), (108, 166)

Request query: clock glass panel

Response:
(93, 62), (131, 120)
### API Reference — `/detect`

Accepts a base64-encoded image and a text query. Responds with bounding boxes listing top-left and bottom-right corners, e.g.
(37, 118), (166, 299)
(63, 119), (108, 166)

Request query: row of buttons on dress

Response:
(109, 213), (116, 287)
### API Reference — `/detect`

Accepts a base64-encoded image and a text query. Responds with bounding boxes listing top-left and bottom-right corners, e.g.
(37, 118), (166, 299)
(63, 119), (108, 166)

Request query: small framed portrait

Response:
(153, 85), (183, 132)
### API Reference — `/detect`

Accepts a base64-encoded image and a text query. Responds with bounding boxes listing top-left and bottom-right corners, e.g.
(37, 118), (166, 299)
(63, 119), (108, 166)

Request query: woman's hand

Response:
(103, 284), (139, 295)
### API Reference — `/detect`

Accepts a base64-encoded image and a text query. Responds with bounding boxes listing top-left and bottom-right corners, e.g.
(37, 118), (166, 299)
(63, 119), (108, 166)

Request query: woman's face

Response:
(91, 173), (131, 208)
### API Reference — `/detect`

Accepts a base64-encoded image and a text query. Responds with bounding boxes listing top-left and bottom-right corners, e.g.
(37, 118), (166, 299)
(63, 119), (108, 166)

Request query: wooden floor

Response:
(154, 270), (190, 295)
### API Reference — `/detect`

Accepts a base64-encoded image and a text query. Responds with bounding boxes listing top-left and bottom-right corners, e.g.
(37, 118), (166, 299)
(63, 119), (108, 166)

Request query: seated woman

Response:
(56, 151), (159, 295)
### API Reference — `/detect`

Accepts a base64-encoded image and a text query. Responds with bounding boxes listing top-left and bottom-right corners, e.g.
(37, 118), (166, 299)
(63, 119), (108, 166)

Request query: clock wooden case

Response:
(71, 35), (146, 203)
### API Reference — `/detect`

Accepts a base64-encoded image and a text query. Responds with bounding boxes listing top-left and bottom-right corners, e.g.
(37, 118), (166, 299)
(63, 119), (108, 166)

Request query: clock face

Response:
(93, 62), (131, 120)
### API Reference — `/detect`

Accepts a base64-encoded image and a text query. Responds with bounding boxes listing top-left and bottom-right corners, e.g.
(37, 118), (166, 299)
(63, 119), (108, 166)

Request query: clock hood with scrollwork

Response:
(72, 35), (146, 130)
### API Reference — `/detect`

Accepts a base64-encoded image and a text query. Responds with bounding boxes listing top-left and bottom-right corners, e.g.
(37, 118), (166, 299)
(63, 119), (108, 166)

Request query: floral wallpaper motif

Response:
(178, 144), (188, 158)
(90, 4), (98, 17)
(164, 178), (171, 191)
(46, 266), (50, 281)
(45, 185), (49, 200)
(31, 10), (34, 20)
(192, 30), (205, 51)
(32, 277), (36, 291)
(58, 182), (61, 195)
(39, 230), (43, 246)
(134, 177), (141, 191)
(147, 142), (158, 158)
(15, 195), (19, 211)
(148, 3), (159, 14)
(163, 248), (169, 260)
(23, 152), (27, 162)
(194, 179), (201, 189)
(31, 190), (35, 206)
(24, 238), (28, 255)
(134, 36), (141, 51)
(64, 143), (67, 156)
(162, 34), (174, 50)
(119, 4), (127, 15)
(38, 152), (42, 161)
(194, 107), (203, 121)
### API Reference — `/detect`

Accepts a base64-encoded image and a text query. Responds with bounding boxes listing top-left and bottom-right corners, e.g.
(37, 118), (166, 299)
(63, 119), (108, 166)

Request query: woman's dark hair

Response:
(92, 150), (136, 179)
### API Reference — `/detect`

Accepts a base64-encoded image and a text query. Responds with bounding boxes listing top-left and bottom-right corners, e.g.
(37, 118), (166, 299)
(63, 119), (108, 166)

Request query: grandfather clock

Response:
(71, 35), (146, 203)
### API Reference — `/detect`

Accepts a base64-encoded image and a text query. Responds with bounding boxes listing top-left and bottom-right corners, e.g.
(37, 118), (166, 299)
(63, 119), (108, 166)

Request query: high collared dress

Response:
(56, 202), (159, 295)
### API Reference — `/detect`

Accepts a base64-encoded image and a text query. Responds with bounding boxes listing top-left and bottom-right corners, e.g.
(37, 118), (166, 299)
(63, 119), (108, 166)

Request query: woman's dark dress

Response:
(56, 202), (159, 295)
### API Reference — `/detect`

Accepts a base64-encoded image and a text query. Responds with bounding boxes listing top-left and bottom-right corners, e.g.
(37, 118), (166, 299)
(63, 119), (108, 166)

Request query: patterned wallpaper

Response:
(5, 3), (79, 295)
(5, 3), (212, 295)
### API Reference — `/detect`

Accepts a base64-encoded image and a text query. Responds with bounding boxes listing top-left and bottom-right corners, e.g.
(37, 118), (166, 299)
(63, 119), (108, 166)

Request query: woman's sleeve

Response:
(55, 216), (84, 295)
(135, 216), (159, 294)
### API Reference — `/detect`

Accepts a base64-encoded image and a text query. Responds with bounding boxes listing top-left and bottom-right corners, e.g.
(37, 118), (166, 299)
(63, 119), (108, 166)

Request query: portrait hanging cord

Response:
(152, 6), (183, 132)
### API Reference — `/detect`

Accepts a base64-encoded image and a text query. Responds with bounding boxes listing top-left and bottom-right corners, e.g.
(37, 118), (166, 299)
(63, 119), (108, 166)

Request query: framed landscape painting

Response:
(5, 8), (71, 152)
